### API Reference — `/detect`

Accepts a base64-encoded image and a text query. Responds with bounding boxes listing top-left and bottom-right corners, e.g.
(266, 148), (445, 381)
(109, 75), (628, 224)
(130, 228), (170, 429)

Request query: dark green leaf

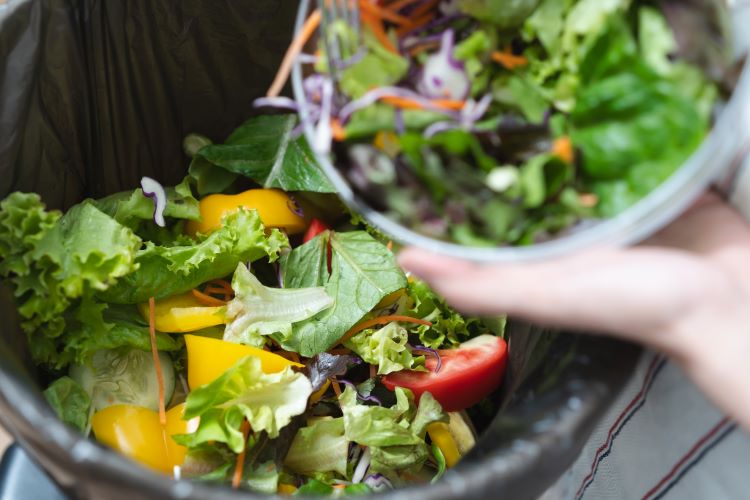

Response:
(195, 115), (335, 193)
(281, 231), (407, 356)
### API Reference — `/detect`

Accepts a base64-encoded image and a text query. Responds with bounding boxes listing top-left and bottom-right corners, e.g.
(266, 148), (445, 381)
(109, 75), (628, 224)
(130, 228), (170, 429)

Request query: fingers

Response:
(398, 246), (724, 351)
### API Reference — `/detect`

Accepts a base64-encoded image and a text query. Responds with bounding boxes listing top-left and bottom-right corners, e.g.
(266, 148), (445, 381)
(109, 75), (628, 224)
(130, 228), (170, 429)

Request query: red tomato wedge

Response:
(303, 218), (330, 243)
(382, 335), (508, 412)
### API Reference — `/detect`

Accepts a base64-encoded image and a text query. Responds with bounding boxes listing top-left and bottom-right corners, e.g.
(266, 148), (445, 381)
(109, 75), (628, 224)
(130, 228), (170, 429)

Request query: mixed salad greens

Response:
(0, 113), (508, 495)
(261, 0), (725, 246)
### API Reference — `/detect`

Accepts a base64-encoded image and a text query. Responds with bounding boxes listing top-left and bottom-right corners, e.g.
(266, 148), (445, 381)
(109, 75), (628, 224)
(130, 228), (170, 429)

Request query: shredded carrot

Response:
(361, 11), (398, 54)
(331, 118), (347, 141)
(328, 347), (352, 356)
(332, 380), (342, 398)
(267, 9), (321, 98)
(148, 297), (167, 426)
(407, 40), (440, 57)
(491, 49), (528, 70)
(276, 351), (301, 364)
(191, 289), (228, 307)
(232, 420), (252, 489)
(380, 95), (465, 111)
(384, 0), (422, 13)
(579, 193), (599, 208)
(552, 136), (574, 164)
(409, 0), (439, 19)
(386, 240), (393, 251)
(332, 484), (347, 490)
(359, 0), (412, 25)
(397, 12), (431, 36)
(370, 364), (377, 379)
(339, 315), (433, 344)
(206, 279), (233, 295)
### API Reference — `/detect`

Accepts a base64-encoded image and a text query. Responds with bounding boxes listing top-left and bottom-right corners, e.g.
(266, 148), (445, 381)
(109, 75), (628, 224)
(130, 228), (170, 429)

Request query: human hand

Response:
(398, 193), (750, 430)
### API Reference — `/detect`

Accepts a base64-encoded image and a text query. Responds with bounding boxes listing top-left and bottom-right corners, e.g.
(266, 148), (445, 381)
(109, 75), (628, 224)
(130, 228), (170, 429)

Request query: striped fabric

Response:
(542, 352), (749, 500)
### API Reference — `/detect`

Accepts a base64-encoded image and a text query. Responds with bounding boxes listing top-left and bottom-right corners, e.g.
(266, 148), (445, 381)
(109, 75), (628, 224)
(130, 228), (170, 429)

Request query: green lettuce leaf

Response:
(59, 300), (181, 367)
(70, 348), (175, 413)
(280, 231), (407, 356)
(179, 356), (312, 452)
(339, 386), (446, 479)
(295, 479), (371, 496)
(406, 280), (476, 350)
(43, 376), (91, 434)
(340, 30), (409, 99)
(569, 16), (712, 215)
(245, 461), (280, 495)
(193, 115), (335, 194)
(284, 417), (348, 476)
(93, 177), (200, 229)
(224, 263), (333, 348)
(0, 194), (142, 366)
(457, 0), (542, 28)
(30, 201), (141, 299)
(100, 208), (288, 304)
(344, 322), (425, 375)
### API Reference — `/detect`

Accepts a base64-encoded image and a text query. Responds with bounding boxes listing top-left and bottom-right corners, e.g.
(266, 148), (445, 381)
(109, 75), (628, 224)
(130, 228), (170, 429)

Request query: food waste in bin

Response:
(0, 111), (509, 494)
(0, 0), (734, 496)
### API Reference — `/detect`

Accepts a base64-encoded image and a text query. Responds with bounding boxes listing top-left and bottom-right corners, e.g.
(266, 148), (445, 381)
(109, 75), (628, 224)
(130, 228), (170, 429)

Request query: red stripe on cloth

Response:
(575, 354), (663, 498)
(640, 417), (731, 500)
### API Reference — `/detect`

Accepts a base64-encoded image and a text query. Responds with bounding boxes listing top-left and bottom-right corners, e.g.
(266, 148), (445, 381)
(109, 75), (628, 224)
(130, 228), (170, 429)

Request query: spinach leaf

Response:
(280, 231), (407, 357)
(194, 115), (335, 194)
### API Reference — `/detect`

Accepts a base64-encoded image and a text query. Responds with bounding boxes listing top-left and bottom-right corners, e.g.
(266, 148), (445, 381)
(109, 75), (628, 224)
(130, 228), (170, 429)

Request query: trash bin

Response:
(0, 0), (741, 498)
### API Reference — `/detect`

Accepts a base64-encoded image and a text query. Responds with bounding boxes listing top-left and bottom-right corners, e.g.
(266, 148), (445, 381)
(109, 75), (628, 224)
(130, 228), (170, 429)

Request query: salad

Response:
(0, 114), (508, 495)
(260, 0), (724, 246)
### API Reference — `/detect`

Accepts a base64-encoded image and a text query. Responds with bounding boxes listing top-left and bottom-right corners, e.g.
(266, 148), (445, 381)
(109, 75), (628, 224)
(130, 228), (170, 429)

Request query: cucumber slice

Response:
(70, 348), (175, 412)
(448, 411), (477, 455)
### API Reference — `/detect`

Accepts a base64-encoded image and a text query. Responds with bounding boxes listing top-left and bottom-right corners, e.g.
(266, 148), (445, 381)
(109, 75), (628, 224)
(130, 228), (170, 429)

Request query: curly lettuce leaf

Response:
(280, 231), (407, 356)
(43, 376), (91, 434)
(193, 115), (335, 194)
(284, 417), (348, 476)
(340, 386), (446, 479)
(178, 356), (312, 452)
(30, 201), (141, 299)
(100, 208), (288, 304)
(344, 322), (425, 375)
(93, 177), (200, 229)
(406, 279), (476, 350)
(0, 194), (143, 366)
(223, 263), (333, 348)
(59, 300), (180, 367)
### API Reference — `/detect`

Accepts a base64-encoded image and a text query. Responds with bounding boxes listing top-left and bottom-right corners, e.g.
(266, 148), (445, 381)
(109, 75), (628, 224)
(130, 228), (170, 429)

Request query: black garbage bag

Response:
(0, 1), (639, 499)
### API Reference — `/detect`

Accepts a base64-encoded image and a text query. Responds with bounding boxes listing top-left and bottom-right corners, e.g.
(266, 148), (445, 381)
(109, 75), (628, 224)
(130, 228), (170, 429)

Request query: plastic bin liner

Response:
(0, 0), (297, 207)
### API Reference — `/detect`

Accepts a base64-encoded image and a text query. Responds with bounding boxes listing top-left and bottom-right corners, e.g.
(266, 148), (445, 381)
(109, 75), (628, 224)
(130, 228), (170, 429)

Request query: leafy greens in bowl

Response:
(281, 0), (737, 253)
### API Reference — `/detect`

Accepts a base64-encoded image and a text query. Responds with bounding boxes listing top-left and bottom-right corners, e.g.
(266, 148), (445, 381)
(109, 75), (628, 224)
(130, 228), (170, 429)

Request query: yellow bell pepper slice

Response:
(185, 334), (303, 390)
(138, 293), (225, 333)
(91, 403), (198, 474)
(186, 189), (307, 236)
(278, 483), (298, 495)
(427, 422), (461, 468)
